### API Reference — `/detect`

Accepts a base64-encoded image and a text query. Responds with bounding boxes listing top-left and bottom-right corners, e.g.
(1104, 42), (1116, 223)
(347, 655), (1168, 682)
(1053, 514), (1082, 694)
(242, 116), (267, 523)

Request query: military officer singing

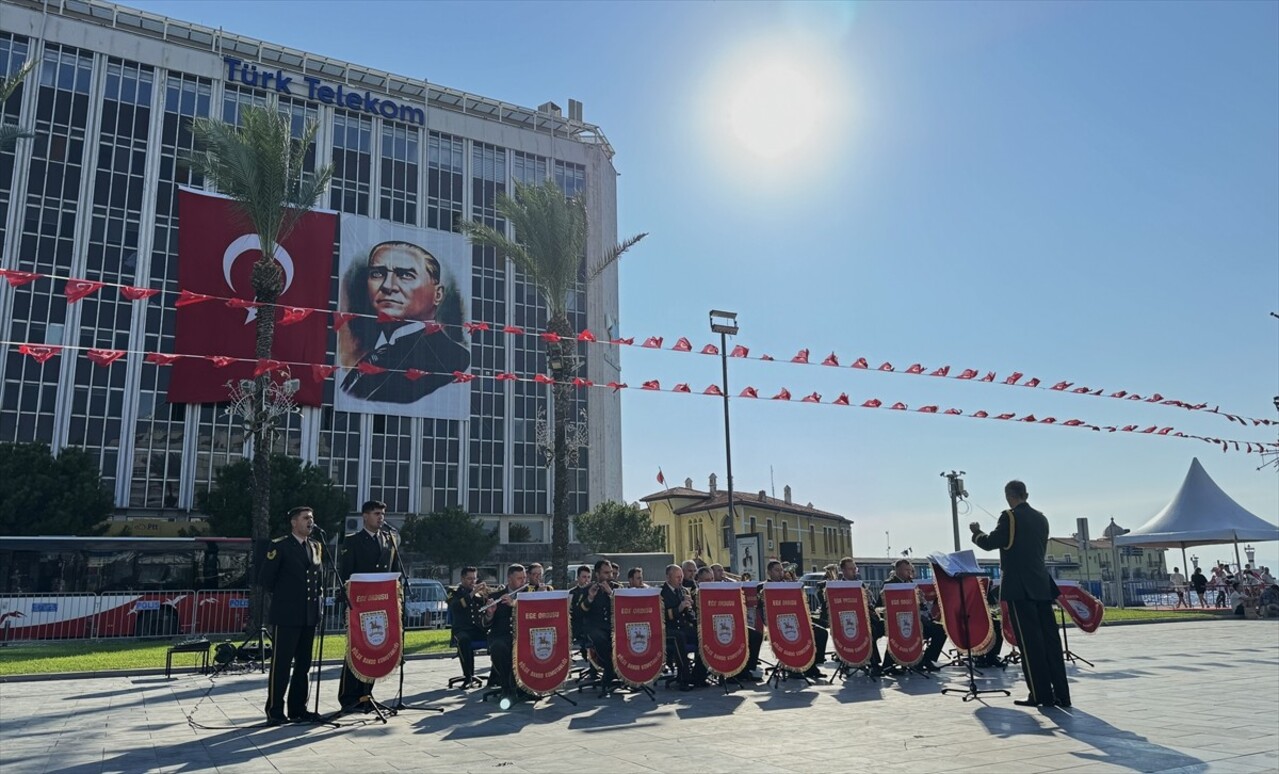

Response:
(258, 506), (323, 724)
(337, 499), (399, 712)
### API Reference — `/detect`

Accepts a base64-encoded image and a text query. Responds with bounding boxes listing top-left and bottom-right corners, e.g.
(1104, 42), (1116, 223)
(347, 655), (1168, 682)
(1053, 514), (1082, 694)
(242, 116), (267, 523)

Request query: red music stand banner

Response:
(882, 582), (925, 667)
(1057, 580), (1105, 633)
(824, 580), (874, 667)
(916, 579), (941, 621)
(762, 582), (816, 673)
(611, 588), (665, 687)
(345, 572), (402, 682)
(513, 591), (572, 696)
(931, 567), (995, 656)
(697, 582), (749, 677)
(999, 598), (1019, 648)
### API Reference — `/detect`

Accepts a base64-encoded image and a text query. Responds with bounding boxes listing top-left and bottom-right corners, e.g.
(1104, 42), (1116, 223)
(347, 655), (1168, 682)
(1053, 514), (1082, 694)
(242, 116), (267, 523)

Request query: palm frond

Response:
(0, 124), (33, 151)
(0, 57), (35, 104)
(587, 232), (649, 281)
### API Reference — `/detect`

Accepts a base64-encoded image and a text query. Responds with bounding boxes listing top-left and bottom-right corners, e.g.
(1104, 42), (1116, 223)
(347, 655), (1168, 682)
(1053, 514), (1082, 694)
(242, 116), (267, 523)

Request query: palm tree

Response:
(187, 104), (332, 620)
(0, 58), (36, 151)
(462, 179), (646, 588)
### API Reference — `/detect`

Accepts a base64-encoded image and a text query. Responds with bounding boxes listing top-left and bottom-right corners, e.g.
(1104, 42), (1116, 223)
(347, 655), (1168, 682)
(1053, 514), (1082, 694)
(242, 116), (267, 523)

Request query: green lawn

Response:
(0, 629), (452, 676)
(0, 609), (1227, 677)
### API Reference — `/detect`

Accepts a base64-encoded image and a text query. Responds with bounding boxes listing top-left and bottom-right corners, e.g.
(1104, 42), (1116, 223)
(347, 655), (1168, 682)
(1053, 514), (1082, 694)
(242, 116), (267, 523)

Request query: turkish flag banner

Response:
(1056, 580), (1104, 633)
(762, 582), (816, 673)
(882, 583), (925, 667)
(611, 588), (666, 687)
(695, 582), (749, 678)
(999, 598), (1018, 648)
(823, 581), (874, 667)
(930, 566), (995, 656)
(345, 573), (403, 683)
(513, 591), (572, 696)
(170, 189), (335, 404)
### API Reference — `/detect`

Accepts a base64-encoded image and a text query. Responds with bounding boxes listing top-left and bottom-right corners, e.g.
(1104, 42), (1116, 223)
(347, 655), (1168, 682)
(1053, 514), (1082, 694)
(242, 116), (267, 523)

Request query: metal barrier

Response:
(0, 592), (100, 643)
(190, 590), (252, 636)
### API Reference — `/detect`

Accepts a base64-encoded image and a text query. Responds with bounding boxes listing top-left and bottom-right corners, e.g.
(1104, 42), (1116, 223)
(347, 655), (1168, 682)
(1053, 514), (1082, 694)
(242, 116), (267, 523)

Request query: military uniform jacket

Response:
(660, 582), (695, 632)
(258, 535), (322, 627)
(449, 585), (487, 639)
(972, 501), (1059, 602)
(579, 582), (619, 631)
(339, 529), (397, 581)
(487, 585), (515, 644)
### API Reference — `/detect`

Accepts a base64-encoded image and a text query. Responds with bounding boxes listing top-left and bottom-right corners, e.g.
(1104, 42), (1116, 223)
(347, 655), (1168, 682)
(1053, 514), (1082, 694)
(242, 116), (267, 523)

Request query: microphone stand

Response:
(385, 528), (444, 715)
(310, 526), (342, 722)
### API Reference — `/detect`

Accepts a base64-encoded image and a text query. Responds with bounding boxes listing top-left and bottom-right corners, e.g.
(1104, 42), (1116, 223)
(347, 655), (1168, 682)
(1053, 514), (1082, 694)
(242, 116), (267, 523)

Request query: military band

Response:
(337, 499), (399, 712)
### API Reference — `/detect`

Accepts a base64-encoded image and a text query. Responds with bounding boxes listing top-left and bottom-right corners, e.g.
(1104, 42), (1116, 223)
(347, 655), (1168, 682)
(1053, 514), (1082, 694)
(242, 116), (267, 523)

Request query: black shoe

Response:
(1013, 697), (1051, 707)
(1055, 699), (1073, 708)
(805, 667), (826, 680)
(265, 714), (287, 726)
(919, 662), (941, 672)
(288, 711), (322, 723)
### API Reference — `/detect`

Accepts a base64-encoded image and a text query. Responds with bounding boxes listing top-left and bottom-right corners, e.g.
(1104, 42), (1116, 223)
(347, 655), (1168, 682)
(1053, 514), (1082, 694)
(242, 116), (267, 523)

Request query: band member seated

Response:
(660, 564), (708, 689)
(527, 562), (552, 591)
(836, 557), (886, 670)
(258, 506), (323, 724)
(710, 563), (727, 582)
(484, 564), (527, 699)
(626, 567), (646, 588)
(448, 566), (489, 686)
(880, 559), (946, 672)
(579, 559), (621, 685)
(764, 559), (827, 679)
(338, 499), (397, 713)
(681, 560), (699, 591)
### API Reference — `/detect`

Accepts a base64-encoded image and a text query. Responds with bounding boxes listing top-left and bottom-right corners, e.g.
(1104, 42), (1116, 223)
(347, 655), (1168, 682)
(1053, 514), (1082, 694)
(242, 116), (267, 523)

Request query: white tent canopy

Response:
(1115, 458), (1279, 549)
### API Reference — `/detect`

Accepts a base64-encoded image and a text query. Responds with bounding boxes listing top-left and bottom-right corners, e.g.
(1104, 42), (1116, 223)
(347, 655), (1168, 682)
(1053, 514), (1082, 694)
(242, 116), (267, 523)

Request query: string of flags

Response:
(5, 338), (1275, 457)
(2, 267), (1274, 429)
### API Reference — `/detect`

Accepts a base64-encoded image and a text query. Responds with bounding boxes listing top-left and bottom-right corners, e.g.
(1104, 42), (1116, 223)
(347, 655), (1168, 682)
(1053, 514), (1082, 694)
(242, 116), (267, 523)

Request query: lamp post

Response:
(941, 471), (967, 552)
(710, 310), (738, 566)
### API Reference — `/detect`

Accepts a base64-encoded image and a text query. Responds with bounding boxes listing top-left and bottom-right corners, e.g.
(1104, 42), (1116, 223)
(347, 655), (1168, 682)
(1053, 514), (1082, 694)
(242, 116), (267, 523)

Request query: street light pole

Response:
(711, 310), (739, 563)
(941, 471), (967, 552)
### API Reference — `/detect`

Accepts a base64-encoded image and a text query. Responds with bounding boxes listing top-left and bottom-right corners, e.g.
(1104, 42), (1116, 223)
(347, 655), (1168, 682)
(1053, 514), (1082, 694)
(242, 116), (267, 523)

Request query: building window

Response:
(368, 414), (413, 513)
(427, 131), (463, 232)
(379, 123), (419, 224)
(766, 519), (774, 541)
(329, 112), (372, 215)
(749, 516), (757, 534)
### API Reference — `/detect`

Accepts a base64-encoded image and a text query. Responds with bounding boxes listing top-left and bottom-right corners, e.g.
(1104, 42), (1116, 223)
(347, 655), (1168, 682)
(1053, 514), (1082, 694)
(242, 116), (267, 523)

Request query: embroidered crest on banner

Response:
(1068, 599), (1092, 621)
(896, 610), (914, 639)
(360, 610), (388, 647)
(713, 613), (735, 645)
(626, 622), (650, 654)
(775, 613), (800, 642)
(839, 610), (859, 640)
(531, 626), (556, 660)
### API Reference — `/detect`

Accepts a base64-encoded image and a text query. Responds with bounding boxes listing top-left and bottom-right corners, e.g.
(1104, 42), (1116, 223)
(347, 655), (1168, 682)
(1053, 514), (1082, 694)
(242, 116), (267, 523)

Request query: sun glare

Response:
(703, 42), (846, 179)
(728, 59), (824, 160)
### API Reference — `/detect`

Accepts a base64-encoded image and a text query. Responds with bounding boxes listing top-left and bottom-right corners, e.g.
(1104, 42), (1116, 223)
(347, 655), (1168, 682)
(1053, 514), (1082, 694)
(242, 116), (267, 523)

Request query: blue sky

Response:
(136, 0), (1278, 570)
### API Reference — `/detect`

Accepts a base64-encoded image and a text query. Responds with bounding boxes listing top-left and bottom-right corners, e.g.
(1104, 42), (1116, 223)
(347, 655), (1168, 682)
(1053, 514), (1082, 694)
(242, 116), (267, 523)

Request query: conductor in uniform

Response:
(257, 506), (323, 724)
(337, 499), (399, 712)
(971, 479), (1071, 708)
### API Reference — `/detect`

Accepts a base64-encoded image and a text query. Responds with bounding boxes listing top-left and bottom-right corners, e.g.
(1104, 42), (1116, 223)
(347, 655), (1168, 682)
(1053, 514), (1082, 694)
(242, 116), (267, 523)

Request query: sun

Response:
(728, 58), (826, 161)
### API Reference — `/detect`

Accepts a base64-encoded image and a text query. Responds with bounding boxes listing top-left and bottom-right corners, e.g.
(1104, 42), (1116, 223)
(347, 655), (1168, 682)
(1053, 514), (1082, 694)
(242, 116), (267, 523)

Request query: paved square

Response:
(2, 620), (1276, 773)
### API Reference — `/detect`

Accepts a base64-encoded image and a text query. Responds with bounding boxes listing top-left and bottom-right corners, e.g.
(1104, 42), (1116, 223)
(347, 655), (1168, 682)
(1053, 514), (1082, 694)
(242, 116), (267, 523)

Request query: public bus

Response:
(0, 536), (253, 641)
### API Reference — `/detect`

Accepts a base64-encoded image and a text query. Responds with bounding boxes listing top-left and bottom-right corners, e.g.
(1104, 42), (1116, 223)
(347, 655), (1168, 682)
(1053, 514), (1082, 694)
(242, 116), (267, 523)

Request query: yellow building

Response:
(1044, 535), (1169, 584)
(642, 475), (852, 574)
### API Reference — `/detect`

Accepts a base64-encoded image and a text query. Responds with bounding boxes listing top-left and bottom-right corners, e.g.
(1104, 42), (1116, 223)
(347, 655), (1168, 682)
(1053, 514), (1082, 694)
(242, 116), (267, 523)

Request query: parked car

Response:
(404, 579), (448, 629)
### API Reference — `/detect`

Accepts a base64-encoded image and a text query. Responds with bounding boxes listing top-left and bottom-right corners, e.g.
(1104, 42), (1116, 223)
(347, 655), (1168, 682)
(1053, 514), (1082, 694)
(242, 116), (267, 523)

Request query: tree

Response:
(462, 180), (646, 587)
(401, 506), (499, 578)
(186, 104), (333, 620)
(0, 57), (36, 151)
(196, 454), (349, 539)
(574, 501), (666, 554)
(0, 443), (112, 535)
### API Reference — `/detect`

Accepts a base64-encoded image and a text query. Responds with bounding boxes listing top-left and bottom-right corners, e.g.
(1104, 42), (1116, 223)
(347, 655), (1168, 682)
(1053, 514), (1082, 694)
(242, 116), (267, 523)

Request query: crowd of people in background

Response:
(1183, 562), (1279, 618)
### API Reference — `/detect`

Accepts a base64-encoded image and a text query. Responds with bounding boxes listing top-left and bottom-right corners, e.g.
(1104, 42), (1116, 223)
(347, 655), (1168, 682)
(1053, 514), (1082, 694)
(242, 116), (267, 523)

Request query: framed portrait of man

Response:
(335, 215), (472, 420)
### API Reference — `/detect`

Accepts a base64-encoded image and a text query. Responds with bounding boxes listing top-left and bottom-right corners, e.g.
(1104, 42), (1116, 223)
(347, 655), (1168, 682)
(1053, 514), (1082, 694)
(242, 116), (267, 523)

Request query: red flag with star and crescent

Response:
(169, 189), (335, 404)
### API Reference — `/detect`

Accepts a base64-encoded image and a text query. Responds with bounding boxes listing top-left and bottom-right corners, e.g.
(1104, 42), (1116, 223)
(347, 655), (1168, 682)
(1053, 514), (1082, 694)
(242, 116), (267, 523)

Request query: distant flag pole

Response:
(657, 467), (666, 488)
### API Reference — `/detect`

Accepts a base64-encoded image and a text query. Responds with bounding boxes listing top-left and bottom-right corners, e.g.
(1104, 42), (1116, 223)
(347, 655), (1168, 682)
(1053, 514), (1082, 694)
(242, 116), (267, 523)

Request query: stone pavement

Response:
(1, 619), (1276, 774)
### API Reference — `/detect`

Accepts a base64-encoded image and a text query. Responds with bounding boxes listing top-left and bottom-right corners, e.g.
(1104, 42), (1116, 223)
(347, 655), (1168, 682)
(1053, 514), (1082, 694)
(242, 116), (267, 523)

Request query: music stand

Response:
(940, 572), (1010, 702)
(1057, 603), (1094, 667)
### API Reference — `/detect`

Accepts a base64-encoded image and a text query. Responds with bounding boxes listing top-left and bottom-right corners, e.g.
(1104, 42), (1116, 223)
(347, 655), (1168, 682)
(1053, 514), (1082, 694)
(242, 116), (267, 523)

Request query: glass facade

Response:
(0, 4), (621, 546)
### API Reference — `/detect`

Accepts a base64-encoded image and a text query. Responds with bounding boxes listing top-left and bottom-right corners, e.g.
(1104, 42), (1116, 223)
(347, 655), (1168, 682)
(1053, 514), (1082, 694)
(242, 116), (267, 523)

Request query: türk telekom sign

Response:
(222, 56), (426, 126)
